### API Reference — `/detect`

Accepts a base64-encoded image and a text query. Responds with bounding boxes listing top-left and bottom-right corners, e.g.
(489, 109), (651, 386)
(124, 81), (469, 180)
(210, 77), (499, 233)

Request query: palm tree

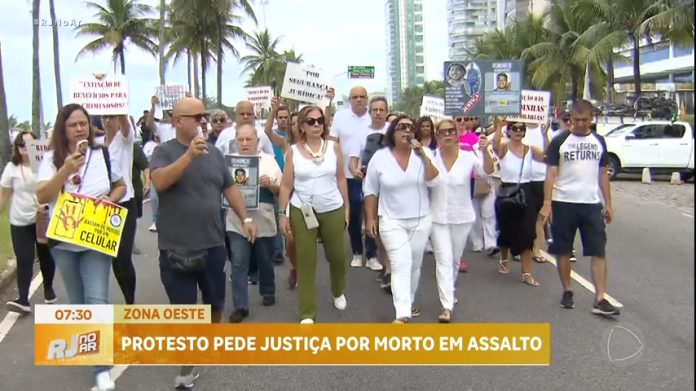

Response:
(0, 42), (10, 166)
(240, 29), (284, 91)
(158, 0), (166, 85)
(394, 81), (445, 117)
(32, 0), (42, 137)
(639, 0), (694, 46)
(75, 0), (157, 75)
(49, 0), (63, 109)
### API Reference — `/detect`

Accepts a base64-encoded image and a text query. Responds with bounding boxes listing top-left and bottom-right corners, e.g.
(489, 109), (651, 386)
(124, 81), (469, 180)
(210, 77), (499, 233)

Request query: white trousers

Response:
(470, 180), (499, 251)
(431, 222), (473, 310)
(379, 215), (432, 319)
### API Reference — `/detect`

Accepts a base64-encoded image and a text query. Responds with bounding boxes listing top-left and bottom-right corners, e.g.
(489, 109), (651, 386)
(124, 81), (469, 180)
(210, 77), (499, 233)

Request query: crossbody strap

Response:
(516, 146), (529, 185)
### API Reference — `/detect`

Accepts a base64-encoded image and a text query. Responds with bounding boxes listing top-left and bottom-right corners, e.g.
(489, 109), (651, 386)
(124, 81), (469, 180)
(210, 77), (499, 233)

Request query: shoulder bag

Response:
(496, 146), (528, 210)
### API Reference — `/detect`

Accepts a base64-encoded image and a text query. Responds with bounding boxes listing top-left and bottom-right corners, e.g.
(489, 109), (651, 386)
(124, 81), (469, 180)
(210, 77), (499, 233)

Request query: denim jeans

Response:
(150, 186), (158, 225)
(347, 178), (377, 258)
(50, 247), (112, 375)
(228, 232), (275, 310)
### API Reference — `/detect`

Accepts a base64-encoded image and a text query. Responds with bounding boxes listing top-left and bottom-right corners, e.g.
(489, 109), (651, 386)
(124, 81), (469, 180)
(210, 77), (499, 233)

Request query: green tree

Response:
(393, 81), (445, 117)
(158, 0), (166, 85)
(32, 0), (42, 137)
(240, 29), (284, 93)
(49, 0), (63, 109)
(75, 0), (157, 75)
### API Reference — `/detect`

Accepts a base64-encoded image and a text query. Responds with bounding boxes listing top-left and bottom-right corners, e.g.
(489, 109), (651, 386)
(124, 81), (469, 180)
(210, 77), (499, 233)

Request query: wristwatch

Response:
(243, 218), (253, 224)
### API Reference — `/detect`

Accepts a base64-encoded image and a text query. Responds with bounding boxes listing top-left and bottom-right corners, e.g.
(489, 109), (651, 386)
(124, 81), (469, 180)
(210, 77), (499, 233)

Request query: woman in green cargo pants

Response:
(278, 105), (350, 324)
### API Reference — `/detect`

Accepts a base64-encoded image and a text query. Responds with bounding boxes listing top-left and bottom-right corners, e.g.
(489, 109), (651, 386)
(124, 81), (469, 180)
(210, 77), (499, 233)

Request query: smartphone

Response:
(77, 140), (89, 155)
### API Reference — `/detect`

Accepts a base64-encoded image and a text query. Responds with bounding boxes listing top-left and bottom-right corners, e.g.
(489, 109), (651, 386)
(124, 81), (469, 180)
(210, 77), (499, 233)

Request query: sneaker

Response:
(148, 223), (157, 232)
(287, 268), (298, 289)
(262, 296), (276, 306)
(411, 306), (421, 317)
(228, 309), (249, 323)
(486, 247), (500, 257)
(333, 294), (347, 310)
(95, 370), (115, 391)
(350, 254), (363, 268)
(569, 250), (577, 262)
(438, 308), (452, 323)
(175, 370), (200, 390)
(560, 291), (575, 309)
(458, 259), (469, 273)
(380, 273), (391, 290)
(300, 318), (314, 324)
(472, 247), (483, 253)
(366, 257), (383, 271)
(592, 299), (620, 316)
(6, 299), (31, 314)
(247, 276), (259, 285)
(44, 287), (57, 304)
(392, 318), (408, 324)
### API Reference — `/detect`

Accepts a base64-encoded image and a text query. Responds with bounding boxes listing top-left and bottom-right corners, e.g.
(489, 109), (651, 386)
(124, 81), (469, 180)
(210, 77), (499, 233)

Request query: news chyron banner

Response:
(36, 305), (551, 366)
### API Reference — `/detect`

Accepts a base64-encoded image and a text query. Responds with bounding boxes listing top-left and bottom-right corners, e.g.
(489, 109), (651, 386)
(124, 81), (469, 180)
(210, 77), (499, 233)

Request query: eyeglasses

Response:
(212, 118), (226, 124)
(304, 117), (325, 126)
(16, 142), (26, 148)
(436, 128), (457, 136)
(455, 117), (473, 122)
(395, 123), (414, 132)
(509, 125), (526, 133)
(181, 113), (210, 122)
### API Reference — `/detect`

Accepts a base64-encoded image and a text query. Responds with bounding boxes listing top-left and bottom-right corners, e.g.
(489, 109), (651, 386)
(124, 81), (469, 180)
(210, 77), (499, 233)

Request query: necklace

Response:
(303, 139), (325, 164)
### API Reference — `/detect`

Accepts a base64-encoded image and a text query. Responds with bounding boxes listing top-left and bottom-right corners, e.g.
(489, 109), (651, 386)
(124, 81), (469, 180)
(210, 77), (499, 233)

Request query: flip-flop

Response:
(533, 256), (547, 263)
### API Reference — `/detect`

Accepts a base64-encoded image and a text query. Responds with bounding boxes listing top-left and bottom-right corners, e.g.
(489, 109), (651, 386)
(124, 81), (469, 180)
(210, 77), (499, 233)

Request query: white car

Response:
(604, 121), (695, 179)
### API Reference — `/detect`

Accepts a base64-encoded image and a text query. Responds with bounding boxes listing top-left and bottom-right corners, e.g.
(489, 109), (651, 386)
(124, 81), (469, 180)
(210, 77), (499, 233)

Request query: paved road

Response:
(0, 185), (693, 391)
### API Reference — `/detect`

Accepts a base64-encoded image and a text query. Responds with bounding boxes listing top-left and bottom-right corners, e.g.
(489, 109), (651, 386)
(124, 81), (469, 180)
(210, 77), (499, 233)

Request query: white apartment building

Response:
(385, 0), (427, 103)
(447, 0), (498, 61)
(498, 0), (550, 30)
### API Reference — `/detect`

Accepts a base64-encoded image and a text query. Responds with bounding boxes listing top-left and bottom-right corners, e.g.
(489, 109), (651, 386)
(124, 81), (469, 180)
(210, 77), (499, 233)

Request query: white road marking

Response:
(540, 250), (624, 309)
(0, 273), (44, 344)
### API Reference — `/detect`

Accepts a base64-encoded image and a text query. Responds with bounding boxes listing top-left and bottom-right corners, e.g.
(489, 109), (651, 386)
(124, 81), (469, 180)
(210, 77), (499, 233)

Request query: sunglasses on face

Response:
(395, 123), (414, 132)
(436, 128), (457, 136)
(212, 118), (226, 124)
(16, 141), (26, 148)
(509, 125), (526, 133)
(181, 113), (210, 122)
(562, 118), (571, 123)
(304, 117), (325, 126)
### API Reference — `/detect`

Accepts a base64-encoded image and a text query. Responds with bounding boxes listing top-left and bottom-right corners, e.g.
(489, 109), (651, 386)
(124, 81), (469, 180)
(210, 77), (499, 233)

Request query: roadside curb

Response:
(0, 259), (17, 293)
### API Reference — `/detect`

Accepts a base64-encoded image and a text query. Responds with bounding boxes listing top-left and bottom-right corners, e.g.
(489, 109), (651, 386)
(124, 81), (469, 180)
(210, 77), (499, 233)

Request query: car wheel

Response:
(607, 156), (620, 180)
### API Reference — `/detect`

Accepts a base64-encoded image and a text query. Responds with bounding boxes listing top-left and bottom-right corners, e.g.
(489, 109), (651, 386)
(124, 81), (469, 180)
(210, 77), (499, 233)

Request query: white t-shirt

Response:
(155, 123), (176, 143)
(363, 148), (440, 219)
(107, 123), (135, 202)
(348, 123), (390, 160)
(522, 126), (550, 181)
(142, 141), (159, 160)
(214, 125), (274, 156)
(1, 163), (39, 226)
(38, 148), (123, 251)
(430, 150), (487, 225)
(329, 108), (371, 179)
(289, 141), (344, 213)
(546, 131), (608, 204)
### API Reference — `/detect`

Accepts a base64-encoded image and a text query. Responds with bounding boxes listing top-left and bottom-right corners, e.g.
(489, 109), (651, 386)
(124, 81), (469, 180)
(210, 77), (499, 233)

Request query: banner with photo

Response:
(223, 155), (260, 210)
(444, 60), (523, 117)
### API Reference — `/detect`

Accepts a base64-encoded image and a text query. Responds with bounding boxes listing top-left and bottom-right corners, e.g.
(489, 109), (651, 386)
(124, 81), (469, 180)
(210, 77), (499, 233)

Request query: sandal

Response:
(521, 273), (540, 286)
(533, 256), (547, 264)
(392, 318), (409, 324)
(497, 260), (510, 274)
(438, 308), (452, 323)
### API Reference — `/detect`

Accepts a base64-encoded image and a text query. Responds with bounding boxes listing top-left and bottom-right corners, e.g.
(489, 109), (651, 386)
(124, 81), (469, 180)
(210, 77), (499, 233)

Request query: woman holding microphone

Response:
(364, 114), (440, 324)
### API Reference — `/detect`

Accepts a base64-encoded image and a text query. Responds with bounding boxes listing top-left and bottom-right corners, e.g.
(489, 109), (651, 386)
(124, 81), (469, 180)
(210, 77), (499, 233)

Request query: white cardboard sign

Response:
(419, 96), (447, 123)
(280, 63), (330, 106)
(246, 86), (273, 108)
(71, 76), (129, 115)
(26, 139), (50, 173)
(156, 84), (187, 110)
(505, 90), (550, 124)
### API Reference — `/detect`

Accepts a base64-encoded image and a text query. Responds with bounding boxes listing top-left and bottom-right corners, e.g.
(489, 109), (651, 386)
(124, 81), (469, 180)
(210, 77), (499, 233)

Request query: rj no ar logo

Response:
(47, 330), (100, 359)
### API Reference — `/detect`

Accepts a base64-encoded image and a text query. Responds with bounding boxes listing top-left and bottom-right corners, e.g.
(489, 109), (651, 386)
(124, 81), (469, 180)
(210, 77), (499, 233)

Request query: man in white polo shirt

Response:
(329, 86), (371, 268)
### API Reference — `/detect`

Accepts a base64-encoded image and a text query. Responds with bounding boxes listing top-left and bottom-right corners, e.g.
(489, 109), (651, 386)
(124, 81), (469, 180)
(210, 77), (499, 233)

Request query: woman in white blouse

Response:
(364, 114), (440, 324)
(429, 119), (487, 322)
(278, 105), (349, 324)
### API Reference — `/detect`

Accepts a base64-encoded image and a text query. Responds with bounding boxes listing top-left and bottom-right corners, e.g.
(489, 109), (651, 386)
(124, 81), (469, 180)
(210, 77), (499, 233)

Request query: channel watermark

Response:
(33, 18), (83, 28)
(601, 322), (645, 367)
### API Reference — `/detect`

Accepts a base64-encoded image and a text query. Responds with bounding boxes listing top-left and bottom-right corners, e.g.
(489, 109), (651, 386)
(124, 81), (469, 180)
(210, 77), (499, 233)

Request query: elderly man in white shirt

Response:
(215, 100), (274, 156)
(330, 86), (372, 268)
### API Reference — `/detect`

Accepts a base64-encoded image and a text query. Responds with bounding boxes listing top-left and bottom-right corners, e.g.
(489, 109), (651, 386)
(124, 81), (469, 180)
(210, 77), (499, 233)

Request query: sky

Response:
(0, 0), (448, 124)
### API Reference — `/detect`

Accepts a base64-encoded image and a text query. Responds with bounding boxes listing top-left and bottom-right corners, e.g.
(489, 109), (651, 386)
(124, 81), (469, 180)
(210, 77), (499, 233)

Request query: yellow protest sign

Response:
(46, 193), (128, 257)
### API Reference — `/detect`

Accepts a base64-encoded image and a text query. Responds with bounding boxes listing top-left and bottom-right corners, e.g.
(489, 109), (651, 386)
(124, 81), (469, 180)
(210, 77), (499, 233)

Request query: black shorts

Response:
(548, 202), (606, 257)
(530, 181), (545, 213)
(134, 196), (143, 219)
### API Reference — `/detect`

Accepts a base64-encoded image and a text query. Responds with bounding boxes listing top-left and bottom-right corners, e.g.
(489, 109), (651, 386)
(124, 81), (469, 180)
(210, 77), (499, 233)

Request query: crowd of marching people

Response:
(0, 84), (620, 390)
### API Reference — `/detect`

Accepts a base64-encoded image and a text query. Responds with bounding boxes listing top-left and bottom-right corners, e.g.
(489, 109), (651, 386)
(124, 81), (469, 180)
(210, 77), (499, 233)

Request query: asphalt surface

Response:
(0, 183), (693, 391)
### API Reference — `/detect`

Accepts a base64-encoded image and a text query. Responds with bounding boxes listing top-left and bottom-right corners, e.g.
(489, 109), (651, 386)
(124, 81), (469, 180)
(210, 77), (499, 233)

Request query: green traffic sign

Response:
(348, 66), (375, 79)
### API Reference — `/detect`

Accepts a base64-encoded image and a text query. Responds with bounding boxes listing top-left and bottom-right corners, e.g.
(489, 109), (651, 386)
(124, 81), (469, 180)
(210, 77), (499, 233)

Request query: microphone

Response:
(406, 135), (414, 143)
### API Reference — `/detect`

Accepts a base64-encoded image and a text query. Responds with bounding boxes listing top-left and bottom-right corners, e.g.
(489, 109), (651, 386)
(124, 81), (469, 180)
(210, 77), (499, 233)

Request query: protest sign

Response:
(26, 139), (50, 173)
(46, 193), (129, 257)
(444, 60), (523, 117)
(155, 85), (187, 110)
(505, 90), (551, 124)
(223, 155), (260, 210)
(419, 96), (447, 123)
(246, 86), (273, 109)
(281, 63), (330, 106)
(71, 76), (129, 115)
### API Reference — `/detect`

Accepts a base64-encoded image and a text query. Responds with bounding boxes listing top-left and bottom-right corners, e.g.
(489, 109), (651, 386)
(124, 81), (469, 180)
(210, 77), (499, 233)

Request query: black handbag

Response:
(167, 249), (208, 274)
(496, 146), (528, 210)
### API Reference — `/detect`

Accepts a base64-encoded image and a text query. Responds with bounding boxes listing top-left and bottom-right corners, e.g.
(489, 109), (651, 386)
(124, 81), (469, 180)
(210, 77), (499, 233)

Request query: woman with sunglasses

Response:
(415, 116), (438, 151)
(364, 114), (440, 323)
(36, 104), (126, 391)
(484, 121), (546, 286)
(1, 131), (57, 314)
(429, 119), (487, 322)
(278, 106), (349, 324)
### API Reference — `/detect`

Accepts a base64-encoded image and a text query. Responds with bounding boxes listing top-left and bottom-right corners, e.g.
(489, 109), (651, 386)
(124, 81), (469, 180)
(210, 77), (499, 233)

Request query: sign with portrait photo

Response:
(223, 155), (260, 210)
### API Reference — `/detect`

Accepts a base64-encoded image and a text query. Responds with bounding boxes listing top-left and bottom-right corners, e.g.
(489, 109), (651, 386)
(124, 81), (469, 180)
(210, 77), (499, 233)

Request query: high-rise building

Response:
(499, 0), (550, 30)
(385, 0), (427, 103)
(447, 0), (498, 61)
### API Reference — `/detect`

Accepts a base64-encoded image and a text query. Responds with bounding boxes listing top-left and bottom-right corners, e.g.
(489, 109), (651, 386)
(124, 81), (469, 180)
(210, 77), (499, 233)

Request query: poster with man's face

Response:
(444, 60), (523, 117)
